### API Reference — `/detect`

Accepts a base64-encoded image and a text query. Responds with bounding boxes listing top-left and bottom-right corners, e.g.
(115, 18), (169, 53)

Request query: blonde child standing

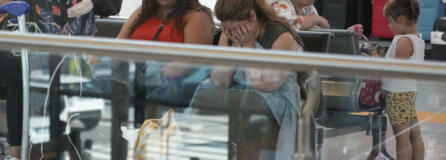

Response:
(383, 0), (425, 159)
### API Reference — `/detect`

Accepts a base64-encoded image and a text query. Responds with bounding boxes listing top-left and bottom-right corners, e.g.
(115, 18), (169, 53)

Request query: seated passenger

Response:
(191, 0), (304, 159)
(266, 0), (329, 30)
(267, 0), (363, 36)
(117, 0), (214, 104)
(1, 0), (96, 159)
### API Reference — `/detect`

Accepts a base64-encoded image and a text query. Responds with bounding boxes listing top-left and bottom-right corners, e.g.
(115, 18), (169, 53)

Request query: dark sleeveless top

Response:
(229, 22), (304, 49)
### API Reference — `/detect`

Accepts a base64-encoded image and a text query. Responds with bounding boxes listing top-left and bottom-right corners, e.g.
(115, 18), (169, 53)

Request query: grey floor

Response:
(321, 80), (446, 160)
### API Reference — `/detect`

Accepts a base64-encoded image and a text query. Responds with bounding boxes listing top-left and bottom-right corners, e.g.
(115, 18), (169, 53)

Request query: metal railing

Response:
(1, 31), (446, 159)
(0, 31), (445, 81)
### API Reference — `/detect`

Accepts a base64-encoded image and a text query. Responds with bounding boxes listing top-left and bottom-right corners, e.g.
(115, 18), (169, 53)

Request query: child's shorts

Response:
(386, 91), (418, 125)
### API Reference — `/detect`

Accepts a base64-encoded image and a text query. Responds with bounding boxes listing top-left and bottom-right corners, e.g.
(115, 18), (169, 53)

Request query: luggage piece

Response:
(434, 17), (446, 31)
(371, 0), (394, 39)
(320, 0), (349, 29)
(93, 0), (123, 17)
(0, 100), (6, 136)
(417, 0), (446, 40)
(95, 18), (126, 38)
(317, 0), (372, 35)
(431, 18), (446, 61)
(318, 0), (357, 29)
(356, 0), (373, 36)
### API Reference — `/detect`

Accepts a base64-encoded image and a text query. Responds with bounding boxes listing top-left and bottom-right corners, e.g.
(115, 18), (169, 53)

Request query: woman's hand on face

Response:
(231, 23), (257, 47)
(222, 27), (239, 45)
(222, 22), (257, 48)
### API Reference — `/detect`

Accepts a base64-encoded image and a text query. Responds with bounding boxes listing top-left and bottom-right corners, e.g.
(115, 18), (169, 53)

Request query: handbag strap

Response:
(152, 20), (168, 41)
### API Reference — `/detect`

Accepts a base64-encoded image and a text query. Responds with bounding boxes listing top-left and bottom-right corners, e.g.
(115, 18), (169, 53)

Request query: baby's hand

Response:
(317, 16), (330, 29)
(348, 24), (364, 38)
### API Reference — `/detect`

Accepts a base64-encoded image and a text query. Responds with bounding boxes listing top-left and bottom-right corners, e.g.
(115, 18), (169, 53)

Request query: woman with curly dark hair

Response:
(118, 0), (213, 45)
(118, 0), (214, 77)
(116, 0), (214, 105)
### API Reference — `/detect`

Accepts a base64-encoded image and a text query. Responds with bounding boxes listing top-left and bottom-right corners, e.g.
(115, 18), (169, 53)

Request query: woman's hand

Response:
(245, 68), (289, 91)
(222, 22), (258, 48)
(231, 23), (258, 47)
(211, 65), (236, 88)
(245, 67), (262, 86)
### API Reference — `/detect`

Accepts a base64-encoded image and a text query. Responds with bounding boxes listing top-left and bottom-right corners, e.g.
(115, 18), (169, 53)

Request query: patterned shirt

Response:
(266, 0), (303, 31)
(266, 0), (321, 30)
(26, 0), (96, 35)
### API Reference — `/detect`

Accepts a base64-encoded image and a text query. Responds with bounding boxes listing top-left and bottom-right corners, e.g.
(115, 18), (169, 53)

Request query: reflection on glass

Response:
(0, 46), (445, 160)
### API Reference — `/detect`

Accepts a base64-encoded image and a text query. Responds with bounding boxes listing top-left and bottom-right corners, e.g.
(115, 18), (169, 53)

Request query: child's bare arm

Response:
(299, 15), (330, 30)
(396, 37), (414, 59)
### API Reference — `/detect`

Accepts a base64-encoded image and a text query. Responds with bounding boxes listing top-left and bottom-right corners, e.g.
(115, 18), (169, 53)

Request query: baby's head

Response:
(384, 0), (420, 34)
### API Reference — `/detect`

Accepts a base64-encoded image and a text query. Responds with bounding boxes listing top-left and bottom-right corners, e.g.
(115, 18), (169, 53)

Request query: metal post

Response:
(111, 61), (129, 160)
(18, 14), (30, 160)
(49, 55), (63, 159)
(294, 71), (320, 160)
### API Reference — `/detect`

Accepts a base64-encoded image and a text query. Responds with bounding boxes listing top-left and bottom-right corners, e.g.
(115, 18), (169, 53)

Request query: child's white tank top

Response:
(382, 34), (425, 92)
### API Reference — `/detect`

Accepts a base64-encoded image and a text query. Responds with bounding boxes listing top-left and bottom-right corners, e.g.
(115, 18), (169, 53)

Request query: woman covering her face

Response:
(191, 0), (304, 159)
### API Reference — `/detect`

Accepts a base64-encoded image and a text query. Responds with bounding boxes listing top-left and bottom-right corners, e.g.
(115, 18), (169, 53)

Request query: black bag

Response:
(434, 17), (446, 32)
(431, 18), (446, 61)
(317, 0), (372, 36)
(93, 0), (123, 17)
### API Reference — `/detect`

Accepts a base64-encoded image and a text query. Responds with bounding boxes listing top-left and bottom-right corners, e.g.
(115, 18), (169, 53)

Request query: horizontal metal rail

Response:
(0, 31), (446, 81)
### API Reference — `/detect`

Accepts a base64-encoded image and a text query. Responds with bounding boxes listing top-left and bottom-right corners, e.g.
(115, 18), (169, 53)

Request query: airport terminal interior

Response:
(1, 0), (446, 160)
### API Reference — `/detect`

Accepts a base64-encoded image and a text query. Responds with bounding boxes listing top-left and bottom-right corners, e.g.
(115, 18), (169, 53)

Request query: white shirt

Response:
(382, 34), (425, 92)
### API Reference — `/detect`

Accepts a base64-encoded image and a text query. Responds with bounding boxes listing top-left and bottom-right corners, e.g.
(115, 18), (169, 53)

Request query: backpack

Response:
(358, 79), (384, 108)
(92, 0), (123, 17)
(358, 41), (385, 108)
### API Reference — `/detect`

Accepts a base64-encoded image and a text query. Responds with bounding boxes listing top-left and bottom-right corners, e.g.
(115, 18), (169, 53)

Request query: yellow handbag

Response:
(133, 109), (182, 160)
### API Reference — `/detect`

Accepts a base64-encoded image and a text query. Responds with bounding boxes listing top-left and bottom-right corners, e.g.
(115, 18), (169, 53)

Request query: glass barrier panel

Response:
(1, 43), (446, 160)
(311, 72), (446, 160)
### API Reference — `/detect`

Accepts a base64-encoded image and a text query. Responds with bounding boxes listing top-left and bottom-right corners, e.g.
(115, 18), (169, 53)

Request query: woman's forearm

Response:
(211, 66), (236, 88)
(246, 68), (289, 91)
(161, 62), (195, 78)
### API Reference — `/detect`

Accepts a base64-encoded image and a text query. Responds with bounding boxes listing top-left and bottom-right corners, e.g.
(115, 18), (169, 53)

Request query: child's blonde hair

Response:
(384, 0), (420, 25)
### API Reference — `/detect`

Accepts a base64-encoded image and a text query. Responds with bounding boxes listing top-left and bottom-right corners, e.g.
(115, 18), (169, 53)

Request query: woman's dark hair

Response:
(132, 0), (212, 33)
(214, 0), (299, 40)
(384, 0), (420, 24)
